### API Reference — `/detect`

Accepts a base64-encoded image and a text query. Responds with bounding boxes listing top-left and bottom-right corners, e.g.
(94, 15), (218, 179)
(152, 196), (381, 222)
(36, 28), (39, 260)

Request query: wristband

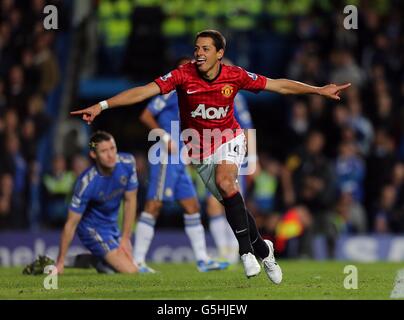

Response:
(99, 100), (109, 111)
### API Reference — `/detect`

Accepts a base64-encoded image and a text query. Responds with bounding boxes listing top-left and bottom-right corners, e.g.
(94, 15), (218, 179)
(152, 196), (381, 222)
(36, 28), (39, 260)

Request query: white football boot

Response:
(240, 252), (261, 278)
(262, 240), (282, 284)
(137, 262), (156, 273)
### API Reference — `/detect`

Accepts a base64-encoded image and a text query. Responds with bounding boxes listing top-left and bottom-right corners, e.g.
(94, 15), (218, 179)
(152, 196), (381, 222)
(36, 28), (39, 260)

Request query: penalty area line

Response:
(390, 269), (404, 299)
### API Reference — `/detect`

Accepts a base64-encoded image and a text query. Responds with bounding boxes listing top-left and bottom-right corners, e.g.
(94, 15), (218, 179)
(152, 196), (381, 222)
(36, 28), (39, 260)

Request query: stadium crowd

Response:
(0, 0), (64, 229)
(1, 0), (403, 257)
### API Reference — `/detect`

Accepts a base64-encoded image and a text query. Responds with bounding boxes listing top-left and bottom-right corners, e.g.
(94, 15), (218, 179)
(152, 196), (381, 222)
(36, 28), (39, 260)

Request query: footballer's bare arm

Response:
(140, 108), (177, 154)
(71, 82), (161, 124)
(120, 189), (137, 260)
(264, 78), (351, 100)
(140, 108), (161, 131)
(55, 210), (82, 274)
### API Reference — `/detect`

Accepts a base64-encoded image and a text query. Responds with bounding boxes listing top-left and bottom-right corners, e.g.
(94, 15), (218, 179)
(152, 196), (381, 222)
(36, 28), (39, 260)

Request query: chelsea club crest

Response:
(120, 176), (128, 185)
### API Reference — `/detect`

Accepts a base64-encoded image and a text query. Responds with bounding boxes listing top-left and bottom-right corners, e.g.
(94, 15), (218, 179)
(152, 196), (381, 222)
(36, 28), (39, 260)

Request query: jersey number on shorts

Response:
(229, 143), (240, 155)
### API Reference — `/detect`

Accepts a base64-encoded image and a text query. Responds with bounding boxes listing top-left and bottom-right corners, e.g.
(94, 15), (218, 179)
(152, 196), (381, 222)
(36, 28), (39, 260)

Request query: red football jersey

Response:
(154, 61), (266, 159)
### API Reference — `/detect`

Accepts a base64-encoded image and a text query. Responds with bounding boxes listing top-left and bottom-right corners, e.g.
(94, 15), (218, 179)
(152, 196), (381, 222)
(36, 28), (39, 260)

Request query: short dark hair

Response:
(195, 29), (226, 51)
(89, 130), (113, 151)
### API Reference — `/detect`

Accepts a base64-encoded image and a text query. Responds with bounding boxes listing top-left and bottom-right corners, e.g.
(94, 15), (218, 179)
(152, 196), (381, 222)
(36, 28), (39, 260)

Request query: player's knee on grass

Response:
(144, 200), (163, 217)
(105, 250), (138, 274)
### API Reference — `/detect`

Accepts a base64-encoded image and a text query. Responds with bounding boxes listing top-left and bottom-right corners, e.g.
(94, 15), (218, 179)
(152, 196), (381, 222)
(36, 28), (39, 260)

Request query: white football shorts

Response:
(191, 133), (247, 202)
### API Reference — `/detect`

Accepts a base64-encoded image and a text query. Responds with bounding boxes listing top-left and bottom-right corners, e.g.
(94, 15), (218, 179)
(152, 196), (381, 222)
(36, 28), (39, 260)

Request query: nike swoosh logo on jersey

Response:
(187, 89), (199, 94)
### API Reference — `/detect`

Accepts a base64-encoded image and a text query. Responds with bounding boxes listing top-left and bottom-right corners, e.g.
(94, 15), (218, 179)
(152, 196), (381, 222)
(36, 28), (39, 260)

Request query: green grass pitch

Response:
(0, 261), (403, 300)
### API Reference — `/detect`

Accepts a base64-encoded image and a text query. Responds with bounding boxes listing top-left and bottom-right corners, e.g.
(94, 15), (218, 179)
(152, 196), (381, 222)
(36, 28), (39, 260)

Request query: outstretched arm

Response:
(265, 78), (351, 100)
(71, 82), (161, 124)
(55, 210), (82, 274)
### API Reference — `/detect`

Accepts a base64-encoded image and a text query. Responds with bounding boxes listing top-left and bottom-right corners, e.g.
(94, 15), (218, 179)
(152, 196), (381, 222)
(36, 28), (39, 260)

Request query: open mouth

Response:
(196, 57), (206, 66)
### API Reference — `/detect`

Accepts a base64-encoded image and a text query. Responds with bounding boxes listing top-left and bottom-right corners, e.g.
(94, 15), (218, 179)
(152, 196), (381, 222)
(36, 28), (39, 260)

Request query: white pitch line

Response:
(390, 269), (404, 299)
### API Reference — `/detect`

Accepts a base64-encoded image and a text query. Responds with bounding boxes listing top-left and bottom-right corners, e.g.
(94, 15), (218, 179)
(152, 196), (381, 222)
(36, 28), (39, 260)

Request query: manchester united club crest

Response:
(221, 85), (234, 97)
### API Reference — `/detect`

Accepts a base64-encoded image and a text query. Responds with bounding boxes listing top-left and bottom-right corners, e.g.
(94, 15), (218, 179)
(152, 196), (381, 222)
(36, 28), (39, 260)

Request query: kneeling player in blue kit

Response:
(55, 131), (139, 274)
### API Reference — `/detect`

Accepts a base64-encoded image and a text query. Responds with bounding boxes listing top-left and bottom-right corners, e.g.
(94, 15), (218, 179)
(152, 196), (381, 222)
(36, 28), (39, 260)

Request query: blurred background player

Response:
(55, 131), (139, 274)
(133, 57), (228, 273)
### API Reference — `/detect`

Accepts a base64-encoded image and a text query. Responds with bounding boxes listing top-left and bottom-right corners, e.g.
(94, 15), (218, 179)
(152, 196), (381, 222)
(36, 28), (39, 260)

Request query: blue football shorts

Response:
(77, 223), (121, 258)
(146, 161), (197, 202)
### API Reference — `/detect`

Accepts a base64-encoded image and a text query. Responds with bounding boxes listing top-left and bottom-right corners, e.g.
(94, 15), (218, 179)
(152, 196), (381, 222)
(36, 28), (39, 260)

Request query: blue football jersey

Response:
(69, 153), (138, 226)
(147, 91), (181, 144)
(234, 93), (253, 129)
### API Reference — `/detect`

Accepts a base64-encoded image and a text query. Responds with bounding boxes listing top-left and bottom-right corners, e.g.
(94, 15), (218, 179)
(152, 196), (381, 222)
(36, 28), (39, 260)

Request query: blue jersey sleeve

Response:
(69, 172), (94, 214)
(127, 155), (139, 191)
(234, 93), (253, 129)
(116, 153), (139, 191)
(147, 94), (169, 116)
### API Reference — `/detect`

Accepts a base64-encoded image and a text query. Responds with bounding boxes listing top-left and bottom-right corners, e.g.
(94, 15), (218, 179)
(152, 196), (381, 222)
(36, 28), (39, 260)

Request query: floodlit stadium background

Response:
(0, 0), (403, 265)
